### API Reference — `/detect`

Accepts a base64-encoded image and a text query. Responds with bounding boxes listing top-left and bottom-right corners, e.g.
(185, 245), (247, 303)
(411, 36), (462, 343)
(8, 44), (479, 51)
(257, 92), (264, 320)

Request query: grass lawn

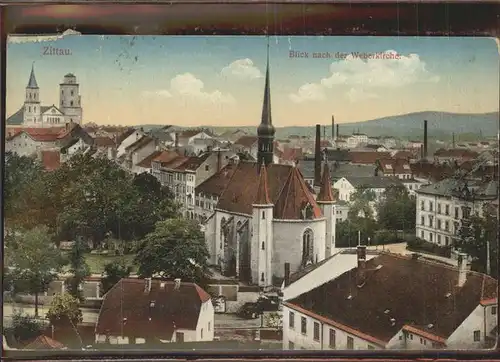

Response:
(83, 253), (137, 274)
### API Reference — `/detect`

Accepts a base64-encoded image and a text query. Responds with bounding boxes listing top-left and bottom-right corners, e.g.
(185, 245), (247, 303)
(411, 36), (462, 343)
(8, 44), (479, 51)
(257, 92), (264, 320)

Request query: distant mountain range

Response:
(139, 111), (498, 140)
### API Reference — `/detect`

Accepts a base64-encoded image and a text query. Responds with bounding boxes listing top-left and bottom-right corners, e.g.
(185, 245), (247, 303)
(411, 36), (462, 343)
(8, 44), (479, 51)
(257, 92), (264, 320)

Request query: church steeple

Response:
(257, 38), (275, 166)
(27, 63), (38, 89)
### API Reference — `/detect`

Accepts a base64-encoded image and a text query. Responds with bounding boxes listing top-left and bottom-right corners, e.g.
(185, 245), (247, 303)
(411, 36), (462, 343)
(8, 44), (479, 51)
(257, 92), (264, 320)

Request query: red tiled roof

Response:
(41, 150), (61, 171)
(212, 162), (322, 219)
(254, 163), (271, 204)
(234, 135), (258, 148)
(410, 162), (455, 182)
(282, 147), (304, 162)
(93, 136), (116, 148)
(96, 278), (211, 339)
(23, 335), (66, 350)
(175, 153), (211, 171)
(317, 162), (335, 202)
(288, 253), (497, 344)
(377, 158), (412, 175)
(6, 126), (69, 142)
(434, 148), (479, 159)
(349, 151), (391, 164)
(195, 163), (238, 197)
(136, 150), (163, 168)
(153, 150), (180, 165)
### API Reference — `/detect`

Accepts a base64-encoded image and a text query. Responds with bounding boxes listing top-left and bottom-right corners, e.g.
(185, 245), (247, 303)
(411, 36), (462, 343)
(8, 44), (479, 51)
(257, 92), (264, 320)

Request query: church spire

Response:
(257, 37), (275, 166)
(27, 62), (38, 89)
(317, 159), (335, 202)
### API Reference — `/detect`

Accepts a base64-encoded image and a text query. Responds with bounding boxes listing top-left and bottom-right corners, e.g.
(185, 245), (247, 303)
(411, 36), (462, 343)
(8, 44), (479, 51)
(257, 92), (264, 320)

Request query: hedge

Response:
(406, 237), (452, 258)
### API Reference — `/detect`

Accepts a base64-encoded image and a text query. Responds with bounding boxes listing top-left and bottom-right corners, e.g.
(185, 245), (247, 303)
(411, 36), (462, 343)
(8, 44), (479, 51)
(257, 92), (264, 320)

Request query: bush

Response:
(407, 237), (451, 258)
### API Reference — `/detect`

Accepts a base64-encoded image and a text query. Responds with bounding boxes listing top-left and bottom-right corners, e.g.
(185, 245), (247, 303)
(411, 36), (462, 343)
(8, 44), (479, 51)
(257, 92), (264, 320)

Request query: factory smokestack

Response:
(452, 133), (456, 148)
(423, 120), (428, 158)
(315, 124), (321, 186)
(331, 115), (335, 140)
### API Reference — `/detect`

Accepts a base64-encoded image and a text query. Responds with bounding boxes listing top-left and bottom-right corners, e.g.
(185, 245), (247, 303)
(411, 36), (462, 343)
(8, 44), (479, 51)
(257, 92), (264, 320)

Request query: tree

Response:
(101, 261), (133, 295)
(65, 239), (91, 301)
(5, 312), (43, 345)
(135, 218), (212, 286)
(376, 185), (416, 232)
(336, 217), (379, 248)
(46, 293), (83, 346)
(348, 188), (376, 220)
(455, 204), (498, 277)
(6, 226), (65, 317)
(265, 312), (283, 329)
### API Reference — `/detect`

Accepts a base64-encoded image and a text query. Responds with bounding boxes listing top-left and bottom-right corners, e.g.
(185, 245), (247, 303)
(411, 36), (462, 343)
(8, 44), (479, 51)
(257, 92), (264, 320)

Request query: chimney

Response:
(331, 115), (335, 140)
(336, 124), (340, 140)
(457, 253), (469, 287)
(423, 120), (428, 158)
(284, 262), (290, 287)
(420, 144), (424, 159)
(323, 126), (326, 141)
(217, 149), (222, 171)
(356, 245), (367, 286)
(174, 278), (181, 290)
(452, 133), (456, 148)
(174, 132), (179, 150)
(314, 124), (321, 186)
(144, 277), (152, 293)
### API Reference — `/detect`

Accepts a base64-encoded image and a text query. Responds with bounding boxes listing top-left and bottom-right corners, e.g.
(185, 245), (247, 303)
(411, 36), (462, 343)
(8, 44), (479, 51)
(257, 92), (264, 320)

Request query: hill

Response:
(138, 111), (498, 140)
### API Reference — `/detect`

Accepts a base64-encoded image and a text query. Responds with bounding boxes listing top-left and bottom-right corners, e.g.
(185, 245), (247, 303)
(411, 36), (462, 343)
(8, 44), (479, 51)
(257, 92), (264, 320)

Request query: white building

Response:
(283, 247), (498, 350)
(7, 66), (83, 127)
(346, 133), (368, 148)
(415, 177), (498, 247)
(95, 278), (214, 344)
(333, 176), (403, 203)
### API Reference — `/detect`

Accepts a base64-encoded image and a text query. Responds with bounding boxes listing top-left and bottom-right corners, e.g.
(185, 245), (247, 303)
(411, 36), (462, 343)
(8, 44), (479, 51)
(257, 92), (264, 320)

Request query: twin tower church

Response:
(201, 49), (338, 287)
(7, 64), (83, 127)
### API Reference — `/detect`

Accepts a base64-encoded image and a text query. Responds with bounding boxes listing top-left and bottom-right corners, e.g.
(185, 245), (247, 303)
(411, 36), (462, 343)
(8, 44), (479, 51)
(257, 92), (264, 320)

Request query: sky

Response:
(6, 35), (499, 127)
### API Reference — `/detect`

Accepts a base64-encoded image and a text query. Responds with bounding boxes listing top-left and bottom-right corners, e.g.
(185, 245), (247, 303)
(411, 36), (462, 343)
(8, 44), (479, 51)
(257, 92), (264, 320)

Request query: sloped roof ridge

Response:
(216, 162), (243, 209)
(273, 166), (295, 211)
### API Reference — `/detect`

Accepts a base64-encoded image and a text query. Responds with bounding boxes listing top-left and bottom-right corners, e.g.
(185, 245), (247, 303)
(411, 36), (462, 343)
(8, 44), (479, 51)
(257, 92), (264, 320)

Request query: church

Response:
(197, 46), (338, 288)
(7, 65), (83, 127)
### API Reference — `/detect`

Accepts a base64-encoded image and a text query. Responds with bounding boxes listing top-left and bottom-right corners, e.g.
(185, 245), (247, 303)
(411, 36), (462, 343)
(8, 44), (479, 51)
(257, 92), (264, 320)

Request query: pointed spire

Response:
(27, 62), (38, 88)
(317, 161), (335, 202)
(254, 162), (271, 205)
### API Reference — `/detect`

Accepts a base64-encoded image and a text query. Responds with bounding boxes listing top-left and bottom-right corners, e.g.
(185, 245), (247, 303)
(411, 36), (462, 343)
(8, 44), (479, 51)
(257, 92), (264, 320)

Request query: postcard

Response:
(3, 34), (499, 351)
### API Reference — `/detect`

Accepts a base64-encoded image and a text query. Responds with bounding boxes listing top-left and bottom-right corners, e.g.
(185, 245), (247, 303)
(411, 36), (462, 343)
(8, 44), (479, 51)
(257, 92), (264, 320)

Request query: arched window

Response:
(261, 273), (265, 282)
(302, 229), (314, 266)
(261, 242), (265, 250)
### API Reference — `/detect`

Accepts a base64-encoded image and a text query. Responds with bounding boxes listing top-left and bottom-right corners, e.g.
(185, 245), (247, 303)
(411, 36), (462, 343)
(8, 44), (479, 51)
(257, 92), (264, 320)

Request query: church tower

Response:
(257, 40), (275, 166)
(59, 73), (83, 124)
(23, 64), (41, 125)
(251, 162), (274, 287)
(316, 158), (337, 258)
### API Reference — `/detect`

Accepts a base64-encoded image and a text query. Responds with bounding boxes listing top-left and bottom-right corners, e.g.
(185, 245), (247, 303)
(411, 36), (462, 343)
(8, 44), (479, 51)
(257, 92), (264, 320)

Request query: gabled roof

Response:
(175, 153), (211, 171)
(434, 148), (479, 159)
(93, 136), (116, 148)
(125, 136), (155, 153)
(212, 161), (322, 219)
(417, 177), (498, 200)
(6, 108), (25, 125)
(195, 163), (238, 197)
(116, 128), (137, 145)
(41, 105), (64, 115)
(287, 253), (497, 344)
(234, 135), (258, 148)
(152, 150), (181, 165)
(96, 278), (211, 339)
(6, 127), (69, 142)
(136, 150), (163, 168)
(377, 158), (412, 175)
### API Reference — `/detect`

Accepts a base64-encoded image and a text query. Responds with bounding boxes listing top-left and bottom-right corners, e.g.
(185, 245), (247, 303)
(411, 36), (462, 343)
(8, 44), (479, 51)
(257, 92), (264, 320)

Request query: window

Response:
(347, 336), (354, 349)
(302, 229), (314, 266)
(445, 204), (450, 215)
(455, 207), (459, 219)
(288, 341), (294, 350)
(437, 235), (441, 244)
(289, 311), (295, 329)
(262, 211), (265, 219)
(71, 90), (74, 96)
(313, 322), (320, 341)
(421, 216), (424, 225)
(329, 329), (336, 348)
(301, 317), (307, 335)
(473, 330), (480, 342)
(429, 202), (433, 212)
(70, 100), (74, 106)
(176, 332), (184, 342)
(205, 165), (209, 171)
(492, 306), (497, 315)
(428, 216), (433, 228)
(208, 322), (211, 331)
(410, 334), (413, 340)
(261, 242), (265, 250)
(437, 203), (441, 214)
(429, 233), (433, 242)
(421, 230), (424, 238)
(201, 328), (203, 339)
(445, 221), (449, 231)
(445, 236), (450, 246)
(260, 273), (264, 282)
(420, 201), (424, 211)
(437, 219), (441, 229)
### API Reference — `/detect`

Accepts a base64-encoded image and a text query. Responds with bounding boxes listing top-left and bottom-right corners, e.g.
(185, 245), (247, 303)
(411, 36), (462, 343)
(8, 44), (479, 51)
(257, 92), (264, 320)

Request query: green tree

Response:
(46, 293), (84, 347)
(101, 261), (133, 295)
(454, 204), (498, 277)
(5, 312), (43, 345)
(336, 217), (379, 248)
(135, 218), (212, 286)
(376, 185), (416, 232)
(6, 226), (65, 317)
(65, 239), (91, 301)
(348, 188), (376, 220)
